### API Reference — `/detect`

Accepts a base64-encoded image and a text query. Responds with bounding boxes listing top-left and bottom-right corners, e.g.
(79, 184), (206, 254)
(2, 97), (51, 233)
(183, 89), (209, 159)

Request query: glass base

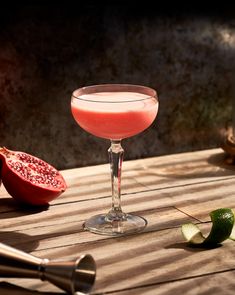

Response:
(83, 213), (147, 236)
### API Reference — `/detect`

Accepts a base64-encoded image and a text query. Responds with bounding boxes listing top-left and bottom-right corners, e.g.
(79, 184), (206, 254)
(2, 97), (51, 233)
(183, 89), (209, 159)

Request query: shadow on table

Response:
(140, 151), (235, 182)
(165, 242), (222, 252)
(0, 197), (19, 210)
(0, 198), (49, 219)
(0, 282), (62, 295)
(0, 231), (39, 252)
(207, 151), (235, 171)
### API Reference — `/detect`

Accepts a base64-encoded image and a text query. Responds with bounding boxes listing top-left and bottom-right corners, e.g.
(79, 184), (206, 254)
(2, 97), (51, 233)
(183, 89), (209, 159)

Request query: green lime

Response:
(205, 208), (234, 245)
(181, 208), (234, 247)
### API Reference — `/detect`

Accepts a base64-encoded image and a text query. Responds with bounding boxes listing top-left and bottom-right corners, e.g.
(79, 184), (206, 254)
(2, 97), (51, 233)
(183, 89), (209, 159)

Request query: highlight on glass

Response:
(71, 84), (159, 236)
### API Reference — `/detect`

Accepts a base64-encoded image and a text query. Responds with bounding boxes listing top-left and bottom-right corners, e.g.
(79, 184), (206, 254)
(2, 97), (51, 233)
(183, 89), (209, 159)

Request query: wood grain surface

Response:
(0, 148), (235, 294)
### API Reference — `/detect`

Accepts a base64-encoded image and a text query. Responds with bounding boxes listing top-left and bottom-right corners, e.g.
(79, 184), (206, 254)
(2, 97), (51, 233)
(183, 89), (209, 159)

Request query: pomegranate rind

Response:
(0, 148), (67, 206)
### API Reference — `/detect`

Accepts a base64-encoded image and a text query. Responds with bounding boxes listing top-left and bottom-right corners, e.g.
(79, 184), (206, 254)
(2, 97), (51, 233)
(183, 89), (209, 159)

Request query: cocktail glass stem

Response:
(83, 138), (147, 235)
(107, 140), (125, 221)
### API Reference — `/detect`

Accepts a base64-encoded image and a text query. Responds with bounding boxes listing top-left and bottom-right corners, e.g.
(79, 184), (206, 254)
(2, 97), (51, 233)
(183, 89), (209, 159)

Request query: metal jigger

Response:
(0, 242), (96, 294)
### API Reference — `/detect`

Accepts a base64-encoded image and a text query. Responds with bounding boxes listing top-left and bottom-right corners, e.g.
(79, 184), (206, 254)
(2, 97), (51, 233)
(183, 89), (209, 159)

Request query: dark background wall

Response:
(0, 1), (235, 169)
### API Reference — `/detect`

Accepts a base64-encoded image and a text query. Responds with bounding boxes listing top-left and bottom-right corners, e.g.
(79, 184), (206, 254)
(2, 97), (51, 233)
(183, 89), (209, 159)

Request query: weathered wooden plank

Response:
(0, 281), (62, 295)
(0, 172), (145, 212)
(0, 207), (195, 252)
(5, 223), (235, 293)
(1, 149), (235, 294)
(56, 149), (235, 205)
(0, 176), (234, 232)
(0, 148), (233, 212)
(104, 269), (235, 295)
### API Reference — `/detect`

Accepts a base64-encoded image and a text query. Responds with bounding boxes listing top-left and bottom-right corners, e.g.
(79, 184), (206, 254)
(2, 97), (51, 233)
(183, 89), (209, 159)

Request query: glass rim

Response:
(72, 84), (158, 103)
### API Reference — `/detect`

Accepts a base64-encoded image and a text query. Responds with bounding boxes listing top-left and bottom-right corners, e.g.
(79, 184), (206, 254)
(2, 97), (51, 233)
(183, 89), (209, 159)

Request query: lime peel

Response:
(181, 208), (235, 247)
(181, 223), (205, 244)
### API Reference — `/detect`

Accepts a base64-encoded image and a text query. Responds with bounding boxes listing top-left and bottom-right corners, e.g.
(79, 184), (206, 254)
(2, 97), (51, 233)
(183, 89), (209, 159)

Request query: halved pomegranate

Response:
(0, 147), (67, 206)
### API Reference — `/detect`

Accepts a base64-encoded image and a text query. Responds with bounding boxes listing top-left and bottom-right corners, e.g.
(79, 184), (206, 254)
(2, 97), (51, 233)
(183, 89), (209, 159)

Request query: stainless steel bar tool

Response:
(0, 242), (96, 294)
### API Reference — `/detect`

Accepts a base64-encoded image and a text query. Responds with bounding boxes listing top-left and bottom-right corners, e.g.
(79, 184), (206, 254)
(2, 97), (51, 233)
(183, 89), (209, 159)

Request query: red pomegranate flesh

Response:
(0, 147), (67, 205)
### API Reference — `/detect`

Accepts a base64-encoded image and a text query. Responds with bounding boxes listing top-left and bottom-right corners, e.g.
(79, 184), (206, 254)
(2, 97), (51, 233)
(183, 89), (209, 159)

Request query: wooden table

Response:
(1, 148), (235, 294)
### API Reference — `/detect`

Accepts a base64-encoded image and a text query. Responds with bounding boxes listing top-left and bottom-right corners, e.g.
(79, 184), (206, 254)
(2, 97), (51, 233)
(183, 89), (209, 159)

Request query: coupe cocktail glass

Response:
(71, 84), (158, 236)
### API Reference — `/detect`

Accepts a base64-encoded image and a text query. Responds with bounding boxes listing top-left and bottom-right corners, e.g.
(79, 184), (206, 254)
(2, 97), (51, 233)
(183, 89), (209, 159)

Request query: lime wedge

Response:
(181, 208), (234, 247)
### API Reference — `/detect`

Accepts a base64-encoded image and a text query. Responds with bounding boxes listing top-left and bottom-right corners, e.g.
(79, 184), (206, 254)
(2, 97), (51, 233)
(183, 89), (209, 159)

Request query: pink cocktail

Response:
(71, 84), (159, 236)
(71, 91), (158, 140)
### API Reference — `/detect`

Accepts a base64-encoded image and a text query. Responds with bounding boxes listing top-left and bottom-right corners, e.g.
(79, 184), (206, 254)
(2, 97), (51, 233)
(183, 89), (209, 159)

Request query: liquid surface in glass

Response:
(71, 91), (158, 139)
